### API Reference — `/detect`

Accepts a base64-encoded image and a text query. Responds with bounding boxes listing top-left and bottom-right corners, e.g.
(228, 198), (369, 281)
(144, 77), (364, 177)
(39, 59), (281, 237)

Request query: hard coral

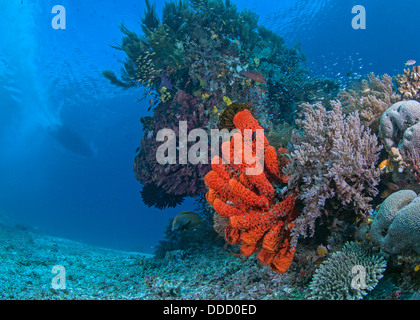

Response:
(309, 242), (387, 300)
(370, 190), (420, 255)
(285, 100), (382, 246)
(379, 100), (420, 153)
(107, 0), (339, 207)
(338, 73), (401, 134)
(204, 109), (299, 274)
(395, 66), (420, 101)
(133, 90), (211, 201)
(378, 100), (420, 185)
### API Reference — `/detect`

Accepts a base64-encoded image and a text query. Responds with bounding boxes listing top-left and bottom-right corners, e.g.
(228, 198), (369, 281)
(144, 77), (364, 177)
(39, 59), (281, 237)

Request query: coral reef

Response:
(133, 90), (211, 202)
(266, 121), (294, 150)
(379, 100), (420, 152)
(370, 190), (420, 255)
(309, 242), (387, 300)
(204, 109), (299, 273)
(377, 100), (420, 189)
(154, 215), (223, 259)
(338, 73), (401, 133)
(139, 183), (185, 210)
(105, 0), (338, 207)
(284, 100), (382, 246)
(395, 66), (420, 101)
(217, 102), (252, 130)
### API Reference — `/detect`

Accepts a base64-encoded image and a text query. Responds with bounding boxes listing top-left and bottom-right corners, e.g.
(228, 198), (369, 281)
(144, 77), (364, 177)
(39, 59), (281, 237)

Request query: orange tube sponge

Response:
(240, 243), (258, 257)
(211, 156), (231, 181)
(204, 108), (300, 274)
(233, 109), (263, 131)
(269, 243), (295, 273)
(206, 188), (217, 205)
(225, 225), (241, 244)
(261, 221), (285, 253)
(233, 109), (269, 148)
(204, 171), (233, 202)
(213, 198), (243, 218)
(245, 173), (275, 199)
(229, 178), (269, 208)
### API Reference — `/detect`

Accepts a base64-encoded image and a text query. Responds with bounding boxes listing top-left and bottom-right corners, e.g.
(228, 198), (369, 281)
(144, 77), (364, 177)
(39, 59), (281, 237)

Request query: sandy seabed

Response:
(1, 215), (418, 300)
(0, 216), (300, 300)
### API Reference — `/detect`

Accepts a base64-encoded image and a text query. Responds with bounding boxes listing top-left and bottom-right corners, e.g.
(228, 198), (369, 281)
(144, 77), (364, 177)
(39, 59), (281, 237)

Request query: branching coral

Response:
(284, 100), (382, 247)
(395, 66), (420, 101)
(204, 109), (300, 274)
(338, 73), (401, 133)
(266, 121), (294, 150)
(309, 242), (387, 300)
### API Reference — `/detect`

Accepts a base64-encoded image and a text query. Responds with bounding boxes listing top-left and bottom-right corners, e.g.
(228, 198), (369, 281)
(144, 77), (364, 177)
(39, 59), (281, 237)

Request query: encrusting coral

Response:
(308, 242), (387, 300)
(284, 100), (382, 247)
(204, 109), (300, 274)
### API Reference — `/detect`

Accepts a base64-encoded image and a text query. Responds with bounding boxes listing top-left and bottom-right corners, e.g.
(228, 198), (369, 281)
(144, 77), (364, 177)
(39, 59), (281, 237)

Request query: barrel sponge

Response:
(379, 100), (420, 151)
(370, 189), (420, 254)
(383, 196), (420, 254)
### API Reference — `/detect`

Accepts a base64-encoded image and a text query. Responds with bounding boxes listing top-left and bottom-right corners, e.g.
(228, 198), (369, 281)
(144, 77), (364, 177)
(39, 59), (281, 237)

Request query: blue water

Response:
(0, 0), (418, 253)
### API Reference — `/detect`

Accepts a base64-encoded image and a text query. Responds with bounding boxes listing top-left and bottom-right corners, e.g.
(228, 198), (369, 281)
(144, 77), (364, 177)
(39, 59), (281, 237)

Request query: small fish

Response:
(212, 106), (218, 113)
(380, 188), (393, 199)
(211, 33), (218, 40)
(386, 181), (399, 191)
(379, 159), (390, 172)
(317, 244), (328, 256)
(253, 57), (260, 67)
(347, 72), (354, 77)
(405, 59), (416, 66)
(414, 264), (420, 272)
(362, 88), (371, 93)
(171, 211), (203, 231)
(135, 147), (140, 153)
(240, 70), (267, 84)
(223, 96), (232, 106)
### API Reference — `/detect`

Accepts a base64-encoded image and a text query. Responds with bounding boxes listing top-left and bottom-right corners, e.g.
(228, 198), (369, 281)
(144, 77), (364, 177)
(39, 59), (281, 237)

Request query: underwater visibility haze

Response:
(0, 0), (419, 300)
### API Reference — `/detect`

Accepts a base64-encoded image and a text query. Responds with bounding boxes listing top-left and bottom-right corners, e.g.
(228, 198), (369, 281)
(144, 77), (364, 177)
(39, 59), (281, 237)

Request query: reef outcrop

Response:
(204, 109), (299, 274)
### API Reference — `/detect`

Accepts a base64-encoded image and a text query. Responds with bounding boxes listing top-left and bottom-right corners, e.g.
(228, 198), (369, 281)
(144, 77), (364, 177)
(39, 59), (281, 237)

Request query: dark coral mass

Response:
(106, 0), (339, 208)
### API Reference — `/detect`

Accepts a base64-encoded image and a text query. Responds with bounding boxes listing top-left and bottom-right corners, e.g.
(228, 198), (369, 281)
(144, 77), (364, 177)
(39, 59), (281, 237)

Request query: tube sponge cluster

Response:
(204, 109), (300, 274)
